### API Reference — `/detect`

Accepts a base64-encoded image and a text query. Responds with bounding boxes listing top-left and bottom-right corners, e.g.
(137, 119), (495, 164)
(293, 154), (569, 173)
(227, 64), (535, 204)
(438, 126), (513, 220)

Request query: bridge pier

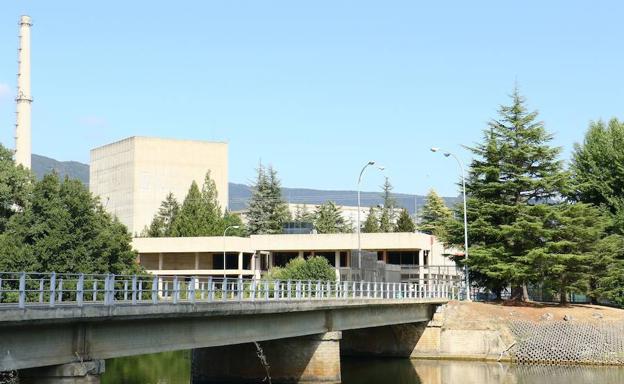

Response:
(19, 360), (105, 384)
(341, 323), (429, 357)
(192, 332), (342, 383)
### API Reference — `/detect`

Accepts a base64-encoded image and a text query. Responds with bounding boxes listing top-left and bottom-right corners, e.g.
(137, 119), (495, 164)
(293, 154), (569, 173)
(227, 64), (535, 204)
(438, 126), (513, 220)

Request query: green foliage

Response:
(362, 207), (380, 233)
(379, 177), (397, 232)
(446, 88), (571, 300)
(313, 201), (351, 234)
(221, 210), (247, 237)
(268, 256), (336, 281)
(0, 173), (139, 274)
(0, 144), (33, 232)
(395, 208), (416, 232)
(247, 164), (290, 234)
(143, 192), (180, 237)
(571, 118), (624, 232)
(168, 171), (225, 237)
(591, 234), (624, 305)
(526, 203), (609, 304)
(293, 204), (314, 223)
(418, 189), (451, 236)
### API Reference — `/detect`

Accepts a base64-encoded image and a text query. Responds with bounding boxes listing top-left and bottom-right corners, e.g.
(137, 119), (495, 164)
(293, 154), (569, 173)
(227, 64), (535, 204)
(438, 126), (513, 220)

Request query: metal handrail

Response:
(0, 271), (461, 309)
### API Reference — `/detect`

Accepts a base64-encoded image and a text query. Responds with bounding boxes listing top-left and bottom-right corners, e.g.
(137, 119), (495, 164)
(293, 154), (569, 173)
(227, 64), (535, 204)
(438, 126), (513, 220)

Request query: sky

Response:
(0, 1), (622, 197)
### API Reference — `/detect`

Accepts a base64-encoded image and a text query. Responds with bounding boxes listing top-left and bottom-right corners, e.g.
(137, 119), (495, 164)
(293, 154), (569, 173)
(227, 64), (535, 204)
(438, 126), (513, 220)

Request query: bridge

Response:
(0, 272), (460, 383)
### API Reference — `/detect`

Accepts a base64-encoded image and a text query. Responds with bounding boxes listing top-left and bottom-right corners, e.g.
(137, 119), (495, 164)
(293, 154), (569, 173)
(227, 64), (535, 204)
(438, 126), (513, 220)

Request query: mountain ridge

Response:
(31, 154), (459, 214)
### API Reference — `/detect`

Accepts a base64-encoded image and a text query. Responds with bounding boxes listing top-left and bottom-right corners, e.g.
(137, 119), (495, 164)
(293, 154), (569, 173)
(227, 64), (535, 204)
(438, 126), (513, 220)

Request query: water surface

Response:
(102, 351), (624, 384)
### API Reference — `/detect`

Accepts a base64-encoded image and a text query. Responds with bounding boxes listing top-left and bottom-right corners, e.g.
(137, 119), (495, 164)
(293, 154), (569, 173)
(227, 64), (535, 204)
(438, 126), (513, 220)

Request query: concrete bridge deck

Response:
(1, 298), (446, 372)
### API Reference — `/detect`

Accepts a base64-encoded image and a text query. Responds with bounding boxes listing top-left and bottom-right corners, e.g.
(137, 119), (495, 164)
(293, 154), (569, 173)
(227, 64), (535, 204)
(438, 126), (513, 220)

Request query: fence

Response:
(0, 271), (461, 309)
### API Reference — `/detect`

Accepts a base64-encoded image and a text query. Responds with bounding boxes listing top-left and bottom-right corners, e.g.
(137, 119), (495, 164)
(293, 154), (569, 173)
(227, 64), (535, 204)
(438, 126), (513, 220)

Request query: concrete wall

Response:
(90, 136), (228, 235)
(192, 332), (342, 383)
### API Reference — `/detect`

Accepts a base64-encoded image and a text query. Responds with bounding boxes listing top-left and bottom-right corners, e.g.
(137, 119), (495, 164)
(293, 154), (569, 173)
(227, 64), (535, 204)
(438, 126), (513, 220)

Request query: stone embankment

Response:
(411, 301), (624, 365)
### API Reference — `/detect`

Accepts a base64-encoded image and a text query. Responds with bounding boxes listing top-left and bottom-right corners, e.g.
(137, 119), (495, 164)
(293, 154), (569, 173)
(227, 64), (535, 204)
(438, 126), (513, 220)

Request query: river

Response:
(101, 351), (624, 383)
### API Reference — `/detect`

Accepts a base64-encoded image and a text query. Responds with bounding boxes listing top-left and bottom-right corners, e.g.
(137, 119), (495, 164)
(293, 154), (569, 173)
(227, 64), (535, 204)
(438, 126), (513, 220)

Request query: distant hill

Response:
(31, 154), (90, 185)
(31, 154), (459, 214)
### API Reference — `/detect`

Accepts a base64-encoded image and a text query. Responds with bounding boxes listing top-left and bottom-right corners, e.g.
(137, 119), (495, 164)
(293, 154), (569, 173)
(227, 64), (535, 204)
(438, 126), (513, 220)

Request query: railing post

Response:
(237, 278), (243, 301)
(222, 277), (228, 302)
(190, 276), (197, 304)
(152, 276), (158, 304)
(274, 280), (280, 300)
(251, 279), (257, 302)
(264, 280), (269, 301)
(131, 275), (137, 305)
(38, 278), (44, 303)
(172, 276), (179, 304)
(296, 281), (301, 299)
(206, 277), (213, 302)
(50, 272), (56, 307)
(123, 280), (128, 301)
(18, 272), (26, 309)
(77, 274), (84, 307)
(57, 277), (64, 303)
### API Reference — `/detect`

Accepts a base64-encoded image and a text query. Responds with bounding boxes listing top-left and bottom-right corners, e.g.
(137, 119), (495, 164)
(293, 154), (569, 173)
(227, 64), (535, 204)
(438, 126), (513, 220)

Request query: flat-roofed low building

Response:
(132, 232), (462, 283)
(90, 136), (228, 235)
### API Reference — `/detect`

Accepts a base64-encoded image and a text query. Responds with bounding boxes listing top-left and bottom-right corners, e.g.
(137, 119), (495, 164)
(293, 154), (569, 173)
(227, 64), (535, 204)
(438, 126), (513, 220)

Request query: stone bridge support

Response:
(192, 332), (342, 383)
(19, 360), (105, 384)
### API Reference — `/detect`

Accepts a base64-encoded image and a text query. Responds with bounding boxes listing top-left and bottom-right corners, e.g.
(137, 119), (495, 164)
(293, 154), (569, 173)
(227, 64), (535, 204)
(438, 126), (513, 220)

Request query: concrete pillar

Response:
(334, 251), (341, 281)
(158, 252), (163, 270)
(195, 252), (200, 270)
(298, 250), (304, 258)
(20, 360), (105, 384)
(192, 332), (342, 383)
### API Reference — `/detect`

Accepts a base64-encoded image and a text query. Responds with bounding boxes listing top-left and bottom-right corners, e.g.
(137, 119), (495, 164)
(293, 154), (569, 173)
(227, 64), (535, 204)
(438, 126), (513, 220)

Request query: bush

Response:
(268, 256), (336, 282)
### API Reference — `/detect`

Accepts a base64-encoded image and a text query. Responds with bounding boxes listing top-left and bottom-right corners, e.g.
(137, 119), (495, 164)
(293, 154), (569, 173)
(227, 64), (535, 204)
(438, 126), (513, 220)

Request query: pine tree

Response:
(170, 181), (209, 236)
(247, 164), (290, 234)
(418, 189), (451, 236)
(395, 208), (416, 232)
(447, 88), (569, 301)
(379, 177), (397, 230)
(314, 201), (350, 234)
(294, 204), (314, 223)
(144, 192), (180, 237)
(362, 207), (380, 233)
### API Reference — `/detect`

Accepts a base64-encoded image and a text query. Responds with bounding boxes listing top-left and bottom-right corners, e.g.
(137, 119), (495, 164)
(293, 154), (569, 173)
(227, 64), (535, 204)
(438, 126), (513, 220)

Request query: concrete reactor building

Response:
(90, 136), (228, 235)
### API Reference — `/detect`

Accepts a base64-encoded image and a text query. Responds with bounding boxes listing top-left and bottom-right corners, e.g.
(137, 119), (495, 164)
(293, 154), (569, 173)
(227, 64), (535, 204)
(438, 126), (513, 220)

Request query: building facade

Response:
(90, 136), (228, 235)
(132, 232), (462, 283)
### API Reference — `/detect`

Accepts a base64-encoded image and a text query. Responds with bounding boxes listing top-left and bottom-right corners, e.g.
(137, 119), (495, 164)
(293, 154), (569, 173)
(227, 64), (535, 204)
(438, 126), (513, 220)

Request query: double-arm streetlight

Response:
(430, 147), (471, 301)
(357, 161), (385, 275)
(223, 225), (240, 278)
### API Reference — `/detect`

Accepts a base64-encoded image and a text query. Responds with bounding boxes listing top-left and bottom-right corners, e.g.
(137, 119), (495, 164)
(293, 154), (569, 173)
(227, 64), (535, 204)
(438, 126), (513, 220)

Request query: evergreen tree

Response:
(418, 189), (451, 236)
(221, 209), (247, 237)
(446, 88), (569, 301)
(169, 172), (224, 237)
(527, 203), (608, 304)
(379, 177), (397, 230)
(395, 208), (416, 232)
(362, 207), (380, 233)
(0, 173), (139, 274)
(378, 207), (393, 232)
(0, 144), (33, 231)
(571, 118), (624, 231)
(144, 192), (180, 237)
(314, 201), (350, 234)
(294, 204), (314, 223)
(247, 164), (290, 234)
(592, 234), (624, 306)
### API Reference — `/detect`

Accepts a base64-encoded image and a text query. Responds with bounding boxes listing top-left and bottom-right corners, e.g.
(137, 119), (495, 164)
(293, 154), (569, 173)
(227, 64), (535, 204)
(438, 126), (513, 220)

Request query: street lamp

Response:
(223, 225), (240, 278)
(357, 161), (385, 278)
(430, 147), (471, 301)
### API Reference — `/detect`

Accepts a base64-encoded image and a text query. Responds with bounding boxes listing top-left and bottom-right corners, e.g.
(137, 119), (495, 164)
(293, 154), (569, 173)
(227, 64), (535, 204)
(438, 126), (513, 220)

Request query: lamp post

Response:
(430, 147), (471, 301)
(357, 161), (385, 278)
(223, 225), (240, 278)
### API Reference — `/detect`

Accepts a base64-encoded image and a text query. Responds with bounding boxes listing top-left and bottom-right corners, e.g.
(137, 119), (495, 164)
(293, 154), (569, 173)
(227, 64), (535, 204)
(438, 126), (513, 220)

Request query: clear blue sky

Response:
(0, 1), (622, 197)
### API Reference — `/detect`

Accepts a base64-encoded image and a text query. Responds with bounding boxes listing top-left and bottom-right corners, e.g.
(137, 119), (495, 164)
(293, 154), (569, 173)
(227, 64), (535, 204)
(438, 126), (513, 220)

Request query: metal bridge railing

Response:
(0, 272), (460, 309)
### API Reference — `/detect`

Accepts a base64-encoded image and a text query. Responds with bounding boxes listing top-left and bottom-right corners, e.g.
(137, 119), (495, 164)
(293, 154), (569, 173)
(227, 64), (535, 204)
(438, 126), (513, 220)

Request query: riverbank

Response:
(411, 301), (624, 365)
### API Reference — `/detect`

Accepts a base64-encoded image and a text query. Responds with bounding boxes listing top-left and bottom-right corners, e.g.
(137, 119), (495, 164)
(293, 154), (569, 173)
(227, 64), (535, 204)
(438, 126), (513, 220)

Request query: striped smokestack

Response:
(15, 15), (32, 169)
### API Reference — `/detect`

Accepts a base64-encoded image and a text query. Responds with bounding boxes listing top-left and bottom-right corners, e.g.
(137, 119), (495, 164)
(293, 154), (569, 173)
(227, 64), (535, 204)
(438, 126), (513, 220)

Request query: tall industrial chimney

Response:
(15, 15), (32, 169)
